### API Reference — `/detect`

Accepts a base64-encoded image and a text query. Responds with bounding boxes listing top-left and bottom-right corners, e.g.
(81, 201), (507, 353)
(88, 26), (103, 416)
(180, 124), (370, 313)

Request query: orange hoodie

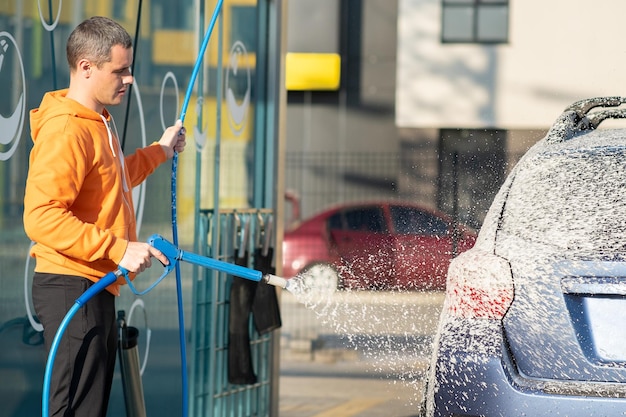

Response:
(23, 89), (167, 295)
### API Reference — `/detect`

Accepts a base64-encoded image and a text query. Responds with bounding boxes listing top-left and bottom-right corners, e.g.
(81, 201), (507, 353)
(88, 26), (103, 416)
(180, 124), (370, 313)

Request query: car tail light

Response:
(445, 250), (514, 319)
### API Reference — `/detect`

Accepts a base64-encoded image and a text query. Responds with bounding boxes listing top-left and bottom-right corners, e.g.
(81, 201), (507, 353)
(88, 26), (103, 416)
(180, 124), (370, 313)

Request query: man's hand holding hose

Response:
(119, 242), (169, 274)
(119, 119), (186, 275)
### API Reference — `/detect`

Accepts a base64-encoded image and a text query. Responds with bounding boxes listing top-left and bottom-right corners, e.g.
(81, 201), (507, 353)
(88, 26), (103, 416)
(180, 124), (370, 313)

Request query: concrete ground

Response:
(279, 347), (428, 417)
(277, 290), (443, 417)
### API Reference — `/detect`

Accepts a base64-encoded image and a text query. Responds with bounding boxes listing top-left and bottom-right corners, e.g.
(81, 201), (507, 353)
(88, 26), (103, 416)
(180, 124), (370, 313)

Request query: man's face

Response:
(90, 44), (134, 108)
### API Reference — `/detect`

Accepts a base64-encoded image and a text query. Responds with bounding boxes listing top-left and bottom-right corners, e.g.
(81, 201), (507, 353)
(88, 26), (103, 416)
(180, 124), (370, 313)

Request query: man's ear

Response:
(78, 59), (92, 78)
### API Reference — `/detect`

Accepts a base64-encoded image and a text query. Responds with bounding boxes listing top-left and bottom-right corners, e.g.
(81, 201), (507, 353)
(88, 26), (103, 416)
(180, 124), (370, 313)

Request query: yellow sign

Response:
(285, 53), (341, 91)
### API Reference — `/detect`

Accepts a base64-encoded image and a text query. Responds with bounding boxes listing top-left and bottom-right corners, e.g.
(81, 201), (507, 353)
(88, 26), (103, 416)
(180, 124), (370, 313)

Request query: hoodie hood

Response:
(30, 89), (105, 142)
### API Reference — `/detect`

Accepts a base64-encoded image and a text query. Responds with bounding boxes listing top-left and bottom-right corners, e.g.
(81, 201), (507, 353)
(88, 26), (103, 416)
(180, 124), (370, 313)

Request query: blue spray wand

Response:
(171, 2), (223, 416)
(146, 234), (288, 288)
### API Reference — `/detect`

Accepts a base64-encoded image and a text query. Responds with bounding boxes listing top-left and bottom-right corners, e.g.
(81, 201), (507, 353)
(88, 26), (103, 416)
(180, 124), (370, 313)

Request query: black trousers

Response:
(33, 273), (117, 417)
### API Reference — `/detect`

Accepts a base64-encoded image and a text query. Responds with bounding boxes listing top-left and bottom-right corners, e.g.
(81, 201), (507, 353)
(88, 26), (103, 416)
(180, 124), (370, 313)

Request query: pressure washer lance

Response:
(146, 234), (290, 290)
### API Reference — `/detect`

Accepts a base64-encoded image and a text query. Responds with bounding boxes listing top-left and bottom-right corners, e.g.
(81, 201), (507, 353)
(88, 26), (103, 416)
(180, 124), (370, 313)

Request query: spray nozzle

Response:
(263, 274), (289, 289)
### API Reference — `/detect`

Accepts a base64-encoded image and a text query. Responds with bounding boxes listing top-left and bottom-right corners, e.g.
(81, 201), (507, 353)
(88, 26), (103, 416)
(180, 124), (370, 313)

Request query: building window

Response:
(441, 0), (509, 44)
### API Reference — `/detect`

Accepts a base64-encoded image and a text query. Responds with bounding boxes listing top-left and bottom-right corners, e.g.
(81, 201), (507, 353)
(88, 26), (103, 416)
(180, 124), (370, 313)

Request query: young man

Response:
(23, 16), (186, 416)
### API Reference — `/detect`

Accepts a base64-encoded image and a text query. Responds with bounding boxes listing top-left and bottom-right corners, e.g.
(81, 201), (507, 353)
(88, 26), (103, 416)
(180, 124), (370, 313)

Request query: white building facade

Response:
(396, 0), (626, 129)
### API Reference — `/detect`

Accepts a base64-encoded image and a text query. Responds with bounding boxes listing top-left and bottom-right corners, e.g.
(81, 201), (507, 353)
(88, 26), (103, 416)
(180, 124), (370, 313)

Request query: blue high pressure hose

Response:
(42, 268), (128, 417)
(41, 3), (225, 417)
(172, 2), (224, 417)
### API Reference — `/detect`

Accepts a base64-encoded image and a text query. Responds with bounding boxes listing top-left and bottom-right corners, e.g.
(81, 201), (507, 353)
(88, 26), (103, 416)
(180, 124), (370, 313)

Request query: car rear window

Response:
(390, 206), (449, 236)
(500, 148), (626, 256)
(329, 207), (388, 233)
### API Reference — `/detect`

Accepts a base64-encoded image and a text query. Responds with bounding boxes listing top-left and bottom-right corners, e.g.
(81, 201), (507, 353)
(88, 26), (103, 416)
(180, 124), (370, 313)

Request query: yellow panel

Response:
(285, 53), (341, 91)
(152, 31), (256, 68)
(206, 0), (257, 67)
(153, 30), (197, 65)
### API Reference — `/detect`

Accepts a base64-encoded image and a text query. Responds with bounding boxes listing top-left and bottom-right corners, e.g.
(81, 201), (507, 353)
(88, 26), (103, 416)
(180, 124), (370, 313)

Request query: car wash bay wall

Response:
(0, 1), (286, 416)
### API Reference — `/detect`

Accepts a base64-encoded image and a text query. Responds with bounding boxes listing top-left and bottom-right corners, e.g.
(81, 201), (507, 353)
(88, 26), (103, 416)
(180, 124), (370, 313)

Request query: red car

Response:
(282, 201), (477, 292)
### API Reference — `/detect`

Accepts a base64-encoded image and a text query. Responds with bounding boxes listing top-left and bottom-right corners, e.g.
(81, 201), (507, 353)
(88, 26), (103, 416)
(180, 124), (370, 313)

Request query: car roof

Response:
(470, 97), (626, 250)
(286, 200), (456, 233)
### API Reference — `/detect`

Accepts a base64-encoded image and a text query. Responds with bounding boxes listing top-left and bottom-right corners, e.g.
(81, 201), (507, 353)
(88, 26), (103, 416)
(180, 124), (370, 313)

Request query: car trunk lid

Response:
(503, 256), (626, 383)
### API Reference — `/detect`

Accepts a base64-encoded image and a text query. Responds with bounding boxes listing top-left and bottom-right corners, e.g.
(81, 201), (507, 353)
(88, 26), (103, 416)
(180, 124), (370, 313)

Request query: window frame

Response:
(441, 0), (510, 44)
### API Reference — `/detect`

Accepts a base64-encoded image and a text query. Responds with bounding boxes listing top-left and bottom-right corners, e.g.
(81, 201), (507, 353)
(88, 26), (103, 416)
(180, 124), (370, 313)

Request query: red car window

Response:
(390, 206), (449, 236)
(343, 207), (387, 233)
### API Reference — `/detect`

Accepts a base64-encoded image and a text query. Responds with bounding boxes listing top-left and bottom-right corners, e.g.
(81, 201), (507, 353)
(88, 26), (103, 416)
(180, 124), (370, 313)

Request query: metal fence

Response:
(191, 209), (279, 417)
(281, 150), (438, 356)
(284, 151), (432, 224)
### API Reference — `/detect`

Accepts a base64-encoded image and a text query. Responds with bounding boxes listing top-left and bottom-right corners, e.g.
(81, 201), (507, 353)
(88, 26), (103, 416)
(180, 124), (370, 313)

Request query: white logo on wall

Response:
(0, 32), (26, 161)
(127, 299), (151, 376)
(24, 242), (42, 332)
(193, 97), (208, 151)
(225, 41), (251, 136)
(160, 71), (180, 132)
(37, 0), (62, 31)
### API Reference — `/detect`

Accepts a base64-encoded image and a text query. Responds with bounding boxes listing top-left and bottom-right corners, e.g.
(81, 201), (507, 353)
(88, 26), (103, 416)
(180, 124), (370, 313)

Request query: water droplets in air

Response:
(282, 264), (445, 406)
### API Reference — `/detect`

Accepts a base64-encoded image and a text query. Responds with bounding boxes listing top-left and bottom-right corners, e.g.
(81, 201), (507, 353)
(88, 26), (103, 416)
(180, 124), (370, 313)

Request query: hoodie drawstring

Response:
(100, 114), (129, 193)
